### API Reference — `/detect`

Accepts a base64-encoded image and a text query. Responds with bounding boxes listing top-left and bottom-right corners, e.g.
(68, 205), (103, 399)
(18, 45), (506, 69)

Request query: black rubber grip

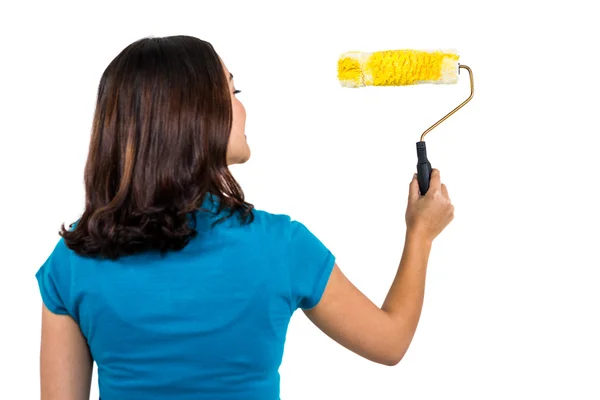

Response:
(416, 141), (432, 195)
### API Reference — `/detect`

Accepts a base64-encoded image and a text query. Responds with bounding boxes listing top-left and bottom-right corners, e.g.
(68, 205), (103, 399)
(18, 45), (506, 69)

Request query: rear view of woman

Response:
(36, 35), (454, 400)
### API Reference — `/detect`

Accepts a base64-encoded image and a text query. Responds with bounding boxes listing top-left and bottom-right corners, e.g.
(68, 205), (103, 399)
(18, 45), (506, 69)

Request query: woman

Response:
(36, 35), (454, 400)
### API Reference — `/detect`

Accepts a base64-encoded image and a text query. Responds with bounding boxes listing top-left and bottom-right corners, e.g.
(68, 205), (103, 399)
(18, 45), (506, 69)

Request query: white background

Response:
(1, 0), (599, 399)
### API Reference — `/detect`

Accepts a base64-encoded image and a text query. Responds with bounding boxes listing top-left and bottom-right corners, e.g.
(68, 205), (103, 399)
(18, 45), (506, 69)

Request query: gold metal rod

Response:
(420, 64), (474, 142)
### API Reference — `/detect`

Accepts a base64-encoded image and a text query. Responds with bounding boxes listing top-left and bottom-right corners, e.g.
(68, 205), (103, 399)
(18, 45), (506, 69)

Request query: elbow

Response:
(379, 348), (407, 366)
(381, 356), (402, 367)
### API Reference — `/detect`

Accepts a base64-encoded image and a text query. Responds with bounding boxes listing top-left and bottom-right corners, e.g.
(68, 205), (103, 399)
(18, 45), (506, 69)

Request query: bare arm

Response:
(40, 304), (93, 400)
(304, 170), (453, 365)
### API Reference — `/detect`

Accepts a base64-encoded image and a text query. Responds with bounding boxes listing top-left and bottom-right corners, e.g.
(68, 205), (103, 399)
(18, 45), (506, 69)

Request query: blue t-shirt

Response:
(35, 196), (335, 400)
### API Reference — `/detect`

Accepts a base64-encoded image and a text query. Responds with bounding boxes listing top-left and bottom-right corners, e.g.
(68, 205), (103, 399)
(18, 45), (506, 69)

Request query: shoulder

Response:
(44, 237), (74, 270)
(249, 208), (328, 260)
(35, 237), (77, 317)
(249, 208), (307, 240)
(37, 236), (78, 286)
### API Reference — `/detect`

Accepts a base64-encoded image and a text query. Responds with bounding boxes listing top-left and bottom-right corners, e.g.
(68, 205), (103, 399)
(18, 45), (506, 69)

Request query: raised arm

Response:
(304, 170), (454, 365)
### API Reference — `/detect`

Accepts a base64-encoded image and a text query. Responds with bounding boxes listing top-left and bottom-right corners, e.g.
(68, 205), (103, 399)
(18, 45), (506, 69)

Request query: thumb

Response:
(409, 173), (420, 201)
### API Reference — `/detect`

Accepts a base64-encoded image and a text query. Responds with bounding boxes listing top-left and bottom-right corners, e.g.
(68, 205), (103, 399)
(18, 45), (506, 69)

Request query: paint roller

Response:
(337, 49), (474, 194)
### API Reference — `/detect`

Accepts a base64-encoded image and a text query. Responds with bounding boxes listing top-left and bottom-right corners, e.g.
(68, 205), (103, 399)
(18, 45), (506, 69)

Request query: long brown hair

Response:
(60, 35), (254, 259)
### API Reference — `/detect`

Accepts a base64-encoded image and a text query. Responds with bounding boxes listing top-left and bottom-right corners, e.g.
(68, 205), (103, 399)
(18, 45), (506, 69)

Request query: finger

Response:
(429, 169), (442, 191)
(409, 173), (420, 201)
(441, 183), (450, 199)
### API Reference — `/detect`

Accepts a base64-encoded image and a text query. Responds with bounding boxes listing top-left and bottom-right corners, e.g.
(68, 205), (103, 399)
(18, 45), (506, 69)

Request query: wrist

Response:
(405, 228), (433, 250)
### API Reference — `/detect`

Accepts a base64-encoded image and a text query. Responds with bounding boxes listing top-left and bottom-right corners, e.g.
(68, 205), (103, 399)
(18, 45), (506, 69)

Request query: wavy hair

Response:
(60, 35), (254, 259)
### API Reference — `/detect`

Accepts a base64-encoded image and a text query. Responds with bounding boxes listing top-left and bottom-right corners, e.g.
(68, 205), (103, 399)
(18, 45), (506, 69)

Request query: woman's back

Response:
(37, 195), (334, 399)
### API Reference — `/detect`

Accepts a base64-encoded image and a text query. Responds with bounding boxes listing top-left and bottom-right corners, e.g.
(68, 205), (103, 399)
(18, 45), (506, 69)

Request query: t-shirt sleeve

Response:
(287, 220), (336, 310)
(35, 238), (71, 316)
